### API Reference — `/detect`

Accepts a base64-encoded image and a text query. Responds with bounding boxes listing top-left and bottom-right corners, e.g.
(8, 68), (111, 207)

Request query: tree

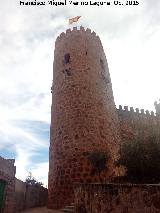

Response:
(88, 150), (109, 181)
(25, 172), (43, 187)
(116, 136), (160, 183)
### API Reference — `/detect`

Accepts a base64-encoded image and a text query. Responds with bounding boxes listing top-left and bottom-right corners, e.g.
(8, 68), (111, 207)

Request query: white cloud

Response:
(29, 162), (49, 187)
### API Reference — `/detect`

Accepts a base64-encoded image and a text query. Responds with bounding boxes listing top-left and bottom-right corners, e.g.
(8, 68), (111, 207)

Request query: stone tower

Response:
(48, 26), (121, 209)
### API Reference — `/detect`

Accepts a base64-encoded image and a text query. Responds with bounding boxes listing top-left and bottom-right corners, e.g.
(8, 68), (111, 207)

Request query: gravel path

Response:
(19, 207), (62, 213)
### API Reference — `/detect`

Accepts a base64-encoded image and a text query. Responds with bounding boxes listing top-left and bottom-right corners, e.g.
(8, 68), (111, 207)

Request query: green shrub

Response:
(88, 151), (109, 181)
(116, 136), (160, 183)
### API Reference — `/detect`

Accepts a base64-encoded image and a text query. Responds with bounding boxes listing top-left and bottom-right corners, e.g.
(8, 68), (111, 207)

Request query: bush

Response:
(88, 151), (109, 181)
(25, 172), (43, 187)
(116, 136), (160, 183)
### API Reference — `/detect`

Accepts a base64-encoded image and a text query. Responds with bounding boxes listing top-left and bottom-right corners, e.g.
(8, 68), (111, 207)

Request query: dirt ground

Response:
(19, 207), (62, 213)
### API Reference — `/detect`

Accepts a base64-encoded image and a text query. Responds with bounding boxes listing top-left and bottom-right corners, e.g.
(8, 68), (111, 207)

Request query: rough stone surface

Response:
(48, 27), (121, 209)
(117, 106), (160, 141)
(19, 207), (61, 213)
(48, 27), (160, 210)
(0, 156), (16, 213)
(74, 183), (160, 213)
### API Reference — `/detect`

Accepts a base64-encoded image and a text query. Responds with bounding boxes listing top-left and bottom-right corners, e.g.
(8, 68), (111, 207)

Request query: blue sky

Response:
(0, 0), (160, 186)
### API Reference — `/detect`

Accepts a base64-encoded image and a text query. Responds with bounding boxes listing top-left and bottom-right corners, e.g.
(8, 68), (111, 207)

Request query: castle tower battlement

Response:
(48, 27), (121, 209)
(55, 26), (102, 48)
(117, 105), (156, 117)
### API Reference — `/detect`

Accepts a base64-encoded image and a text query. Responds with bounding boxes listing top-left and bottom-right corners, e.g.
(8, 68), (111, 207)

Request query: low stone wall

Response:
(15, 179), (26, 211)
(15, 179), (48, 212)
(0, 156), (16, 213)
(74, 183), (160, 213)
(25, 184), (48, 208)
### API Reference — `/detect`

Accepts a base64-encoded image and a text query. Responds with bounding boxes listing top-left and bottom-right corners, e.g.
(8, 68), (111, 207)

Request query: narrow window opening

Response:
(64, 53), (70, 64)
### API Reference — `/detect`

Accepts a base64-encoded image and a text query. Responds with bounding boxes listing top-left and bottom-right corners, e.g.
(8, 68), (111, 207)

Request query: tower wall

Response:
(48, 27), (121, 209)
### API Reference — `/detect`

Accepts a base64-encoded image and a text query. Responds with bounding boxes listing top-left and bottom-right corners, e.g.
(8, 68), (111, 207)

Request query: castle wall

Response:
(15, 179), (26, 212)
(0, 156), (16, 213)
(15, 178), (48, 212)
(75, 183), (160, 213)
(117, 105), (160, 142)
(48, 27), (121, 209)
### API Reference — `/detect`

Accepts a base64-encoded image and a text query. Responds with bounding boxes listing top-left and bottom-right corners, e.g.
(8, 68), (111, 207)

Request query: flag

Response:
(69, 16), (81, 25)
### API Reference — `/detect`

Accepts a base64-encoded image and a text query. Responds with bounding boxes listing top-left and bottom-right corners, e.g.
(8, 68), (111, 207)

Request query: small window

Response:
(64, 53), (70, 64)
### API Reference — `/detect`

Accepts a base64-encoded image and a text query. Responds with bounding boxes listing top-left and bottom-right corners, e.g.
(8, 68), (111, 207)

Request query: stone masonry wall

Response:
(74, 183), (160, 213)
(48, 27), (121, 209)
(117, 105), (160, 142)
(0, 156), (16, 213)
(15, 179), (26, 212)
(15, 178), (48, 212)
(24, 185), (48, 209)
